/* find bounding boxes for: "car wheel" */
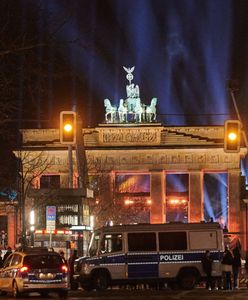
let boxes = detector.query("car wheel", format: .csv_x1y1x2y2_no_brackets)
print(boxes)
178,272,197,290
70,280,79,290
58,290,68,298
81,282,94,291
0,290,7,296
12,281,20,298
93,271,110,290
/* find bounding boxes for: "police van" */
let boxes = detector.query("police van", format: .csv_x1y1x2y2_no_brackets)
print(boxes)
75,222,224,290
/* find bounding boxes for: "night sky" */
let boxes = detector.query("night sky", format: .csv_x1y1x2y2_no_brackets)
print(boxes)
0,0,248,189
1,0,248,130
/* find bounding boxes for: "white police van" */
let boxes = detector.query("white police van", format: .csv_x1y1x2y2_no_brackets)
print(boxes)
75,222,224,290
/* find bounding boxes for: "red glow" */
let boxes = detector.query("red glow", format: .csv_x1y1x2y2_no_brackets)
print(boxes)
20,266,29,273
61,265,68,272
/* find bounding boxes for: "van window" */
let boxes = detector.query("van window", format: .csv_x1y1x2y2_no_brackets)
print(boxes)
189,231,217,250
159,232,187,250
100,234,122,253
128,232,156,251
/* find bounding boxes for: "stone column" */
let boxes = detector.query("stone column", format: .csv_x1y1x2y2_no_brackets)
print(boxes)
228,170,241,233
7,208,16,248
98,172,114,225
189,171,203,222
150,170,165,224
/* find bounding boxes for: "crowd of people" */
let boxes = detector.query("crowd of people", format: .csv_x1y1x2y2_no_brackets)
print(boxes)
201,242,242,290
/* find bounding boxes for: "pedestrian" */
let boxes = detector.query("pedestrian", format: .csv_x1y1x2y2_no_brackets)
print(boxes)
0,250,3,268
68,249,78,290
3,246,12,263
221,245,233,290
201,250,213,290
232,242,242,289
59,250,67,264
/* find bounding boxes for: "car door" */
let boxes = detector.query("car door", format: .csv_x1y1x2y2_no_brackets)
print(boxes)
99,233,125,280
0,254,13,290
6,254,22,290
127,232,158,279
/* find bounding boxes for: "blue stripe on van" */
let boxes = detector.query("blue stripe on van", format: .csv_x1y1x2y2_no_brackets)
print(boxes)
128,263,158,278
85,251,222,279
159,251,222,263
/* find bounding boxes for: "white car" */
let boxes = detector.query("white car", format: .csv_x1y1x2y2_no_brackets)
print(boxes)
0,247,69,298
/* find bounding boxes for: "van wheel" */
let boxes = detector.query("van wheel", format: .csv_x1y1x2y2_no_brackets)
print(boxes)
93,271,110,290
12,281,20,298
178,272,197,290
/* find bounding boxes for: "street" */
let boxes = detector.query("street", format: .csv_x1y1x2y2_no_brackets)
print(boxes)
1,288,248,300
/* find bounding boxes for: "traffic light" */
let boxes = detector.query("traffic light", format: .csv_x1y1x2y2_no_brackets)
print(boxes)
224,120,241,153
60,111,76,144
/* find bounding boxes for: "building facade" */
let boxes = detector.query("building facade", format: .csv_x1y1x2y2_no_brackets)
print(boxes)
15,123,247,251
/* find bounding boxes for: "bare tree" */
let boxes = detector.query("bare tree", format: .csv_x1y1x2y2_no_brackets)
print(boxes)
15,150,53,242
87,156,150,227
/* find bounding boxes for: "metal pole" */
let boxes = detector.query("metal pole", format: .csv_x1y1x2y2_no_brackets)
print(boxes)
49,232,52,248
21,159,26,248
68,145,73,188
230,89,248,150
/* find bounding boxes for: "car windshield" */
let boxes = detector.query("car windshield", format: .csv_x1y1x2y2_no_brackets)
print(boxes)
23,254,63,269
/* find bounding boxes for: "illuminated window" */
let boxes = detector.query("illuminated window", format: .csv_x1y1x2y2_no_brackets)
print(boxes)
58,215,78,226
165,174,189,223
115,174,150,194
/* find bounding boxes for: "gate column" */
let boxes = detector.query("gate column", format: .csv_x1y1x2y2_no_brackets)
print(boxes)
7,207,17,248
150,170,165,224
228,170,241,233
189,171,203,222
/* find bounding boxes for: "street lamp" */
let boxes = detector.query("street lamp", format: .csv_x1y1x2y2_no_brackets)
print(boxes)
29,210,35,246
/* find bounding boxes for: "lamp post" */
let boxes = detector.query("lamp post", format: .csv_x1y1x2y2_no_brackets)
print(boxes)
29,210,35,246
19,157,26,248
242,199,248,252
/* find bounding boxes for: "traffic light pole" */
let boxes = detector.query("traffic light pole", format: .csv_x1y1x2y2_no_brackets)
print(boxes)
230,89,248,150
68,145,73,188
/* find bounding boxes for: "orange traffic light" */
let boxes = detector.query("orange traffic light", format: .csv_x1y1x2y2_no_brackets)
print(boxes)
224,120,241,153
60,111,76,144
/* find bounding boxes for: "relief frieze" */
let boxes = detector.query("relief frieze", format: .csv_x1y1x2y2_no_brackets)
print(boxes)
98,128,162,145
86,151,240,171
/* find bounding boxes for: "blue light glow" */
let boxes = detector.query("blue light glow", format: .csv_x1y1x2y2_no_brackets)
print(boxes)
204,173,227,227
31,0,237,127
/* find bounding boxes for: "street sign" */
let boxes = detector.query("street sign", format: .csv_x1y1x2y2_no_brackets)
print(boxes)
46,206,56,231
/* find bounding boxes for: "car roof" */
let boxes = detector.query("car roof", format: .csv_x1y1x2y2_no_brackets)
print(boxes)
14,247,59,256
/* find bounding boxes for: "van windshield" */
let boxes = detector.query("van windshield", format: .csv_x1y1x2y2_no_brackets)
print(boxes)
88,233,100,256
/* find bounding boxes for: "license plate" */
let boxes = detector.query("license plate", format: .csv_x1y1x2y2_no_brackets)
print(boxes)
39,273,55,279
